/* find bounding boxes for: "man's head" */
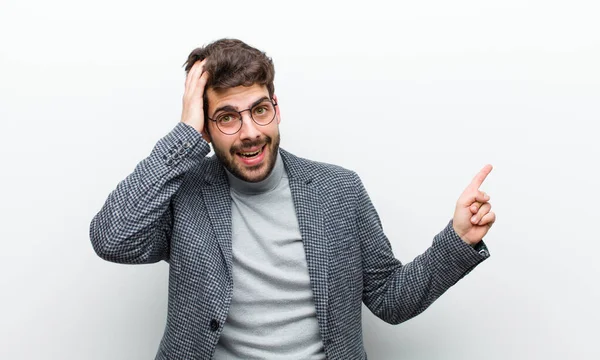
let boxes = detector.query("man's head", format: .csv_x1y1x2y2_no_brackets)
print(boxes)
183,39,280,183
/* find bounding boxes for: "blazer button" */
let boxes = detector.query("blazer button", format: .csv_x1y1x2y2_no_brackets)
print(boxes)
210,319,219,332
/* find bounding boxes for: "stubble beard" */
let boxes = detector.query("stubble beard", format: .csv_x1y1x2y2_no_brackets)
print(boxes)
213,132,281,183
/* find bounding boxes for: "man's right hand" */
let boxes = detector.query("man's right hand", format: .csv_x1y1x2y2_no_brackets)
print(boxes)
180,59,210,142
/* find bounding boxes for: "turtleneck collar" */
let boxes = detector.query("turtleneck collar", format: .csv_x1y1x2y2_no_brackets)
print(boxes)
225,151,284,195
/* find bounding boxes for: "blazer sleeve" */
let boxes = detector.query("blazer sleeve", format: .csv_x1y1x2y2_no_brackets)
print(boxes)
89,123,210,264
353,172,490,324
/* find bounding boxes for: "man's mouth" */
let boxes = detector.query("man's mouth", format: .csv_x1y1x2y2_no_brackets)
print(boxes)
236,144,265,159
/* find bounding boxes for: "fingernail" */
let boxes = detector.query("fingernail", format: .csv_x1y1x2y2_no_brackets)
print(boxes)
471,216,477,222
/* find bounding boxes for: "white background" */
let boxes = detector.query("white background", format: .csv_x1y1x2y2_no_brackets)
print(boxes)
1,0,599,359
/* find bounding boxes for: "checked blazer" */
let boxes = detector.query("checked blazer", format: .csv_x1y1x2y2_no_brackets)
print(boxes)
90,122,489,359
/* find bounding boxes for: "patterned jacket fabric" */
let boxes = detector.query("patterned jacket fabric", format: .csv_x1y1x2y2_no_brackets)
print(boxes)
90,122,489,359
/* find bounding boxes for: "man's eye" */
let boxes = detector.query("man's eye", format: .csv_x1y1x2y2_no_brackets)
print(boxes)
254,107,266,115
218,114,234,123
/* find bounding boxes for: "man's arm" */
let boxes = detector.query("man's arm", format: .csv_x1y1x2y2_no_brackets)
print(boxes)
354,172,491,324
90,59,212,264
89,124,209,264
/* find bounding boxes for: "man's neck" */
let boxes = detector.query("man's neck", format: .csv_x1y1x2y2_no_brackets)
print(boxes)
224,152,284,195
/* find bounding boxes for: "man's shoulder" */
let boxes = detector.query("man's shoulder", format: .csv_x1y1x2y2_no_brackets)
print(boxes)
280,149,358,185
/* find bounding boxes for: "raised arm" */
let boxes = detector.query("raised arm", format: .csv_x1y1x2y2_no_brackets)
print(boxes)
90,60,212,264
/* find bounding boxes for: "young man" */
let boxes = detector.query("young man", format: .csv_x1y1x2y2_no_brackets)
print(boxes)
90,38,495,360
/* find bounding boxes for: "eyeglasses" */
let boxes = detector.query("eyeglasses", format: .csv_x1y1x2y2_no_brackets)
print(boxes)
207,99,278,135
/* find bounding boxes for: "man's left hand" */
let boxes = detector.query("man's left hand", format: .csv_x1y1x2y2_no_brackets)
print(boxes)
452,164,496,245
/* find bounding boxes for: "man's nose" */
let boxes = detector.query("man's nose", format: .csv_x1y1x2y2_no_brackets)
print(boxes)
238,111,261,140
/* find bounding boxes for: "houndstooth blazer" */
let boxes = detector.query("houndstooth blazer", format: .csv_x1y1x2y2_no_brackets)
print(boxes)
90,123,489,360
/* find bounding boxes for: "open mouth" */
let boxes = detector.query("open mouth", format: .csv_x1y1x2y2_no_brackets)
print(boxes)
238,147,263,158
236,144,266,163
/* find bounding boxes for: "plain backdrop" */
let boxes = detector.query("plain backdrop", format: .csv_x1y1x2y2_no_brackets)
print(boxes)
1,0,599,359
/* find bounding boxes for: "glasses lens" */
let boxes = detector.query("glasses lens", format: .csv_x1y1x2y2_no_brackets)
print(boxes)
216,113,242,134
251,101,276,125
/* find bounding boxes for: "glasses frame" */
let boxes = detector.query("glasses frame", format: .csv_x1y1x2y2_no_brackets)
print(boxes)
206,99,278,135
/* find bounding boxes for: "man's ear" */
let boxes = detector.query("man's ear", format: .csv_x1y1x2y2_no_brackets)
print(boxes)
273,94,281,124
202,122,212,143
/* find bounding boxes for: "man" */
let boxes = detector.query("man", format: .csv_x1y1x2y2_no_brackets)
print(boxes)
90,38,495,360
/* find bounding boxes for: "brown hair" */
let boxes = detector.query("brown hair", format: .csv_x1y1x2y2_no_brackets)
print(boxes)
183,39,275,120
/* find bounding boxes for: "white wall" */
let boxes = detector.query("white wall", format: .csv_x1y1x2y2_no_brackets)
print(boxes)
1,0,598,359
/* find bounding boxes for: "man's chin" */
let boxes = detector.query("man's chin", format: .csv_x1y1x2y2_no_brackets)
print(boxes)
240,171,268,183
234,157,272,182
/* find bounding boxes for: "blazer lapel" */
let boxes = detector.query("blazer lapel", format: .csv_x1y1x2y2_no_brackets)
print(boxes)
283,150,330,337
200,157,233,278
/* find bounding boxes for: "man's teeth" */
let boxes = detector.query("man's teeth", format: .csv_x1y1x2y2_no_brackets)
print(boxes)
239,148,262,157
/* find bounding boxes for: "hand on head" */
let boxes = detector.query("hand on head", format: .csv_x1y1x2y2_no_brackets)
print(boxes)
181,59,211,143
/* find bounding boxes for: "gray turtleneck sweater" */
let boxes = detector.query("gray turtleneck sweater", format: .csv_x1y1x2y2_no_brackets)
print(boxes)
213,153,326,359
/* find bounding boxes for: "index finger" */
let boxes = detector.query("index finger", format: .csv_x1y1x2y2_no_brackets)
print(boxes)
185,59,207,89
468,164,493,190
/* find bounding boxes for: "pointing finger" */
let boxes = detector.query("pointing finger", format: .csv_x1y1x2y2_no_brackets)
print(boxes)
468,164,493,191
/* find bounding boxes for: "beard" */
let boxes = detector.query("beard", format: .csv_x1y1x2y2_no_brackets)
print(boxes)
212,131,281,183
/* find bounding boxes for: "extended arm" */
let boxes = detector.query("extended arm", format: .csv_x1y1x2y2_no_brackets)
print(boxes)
355,173,490,324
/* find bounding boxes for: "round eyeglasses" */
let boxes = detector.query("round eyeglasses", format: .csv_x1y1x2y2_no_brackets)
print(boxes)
207,99,278,135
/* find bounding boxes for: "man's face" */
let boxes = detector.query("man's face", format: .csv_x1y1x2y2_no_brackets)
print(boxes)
205,84,281,183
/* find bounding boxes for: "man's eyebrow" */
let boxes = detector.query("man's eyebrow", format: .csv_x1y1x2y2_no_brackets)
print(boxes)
213,96,271,115
250,96,271,108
